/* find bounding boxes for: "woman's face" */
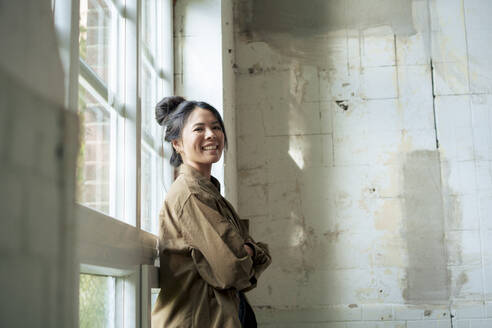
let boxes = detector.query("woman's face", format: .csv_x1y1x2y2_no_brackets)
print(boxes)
173,107,225,175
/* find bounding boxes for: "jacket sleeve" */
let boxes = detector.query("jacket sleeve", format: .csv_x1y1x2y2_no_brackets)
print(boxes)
236,212,272,283
179,194,255,291
242,237,272,292
245,238,272,278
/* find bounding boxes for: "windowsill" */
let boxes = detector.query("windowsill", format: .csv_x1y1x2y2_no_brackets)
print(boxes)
76,204,158,269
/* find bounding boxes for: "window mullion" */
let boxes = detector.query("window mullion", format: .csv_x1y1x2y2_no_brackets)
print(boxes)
123,0,139,228
161,0,173,96
152,151,157,234
109,110,118,216
114,0,126,221
124,268,140,328
141,264,158,328
79,59,109,103
115,275,124,327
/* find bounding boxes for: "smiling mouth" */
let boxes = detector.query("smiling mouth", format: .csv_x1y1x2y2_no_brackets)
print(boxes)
202,145,218,150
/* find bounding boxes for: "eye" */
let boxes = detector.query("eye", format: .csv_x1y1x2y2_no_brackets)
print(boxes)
193,127,204,132
213,126,222,131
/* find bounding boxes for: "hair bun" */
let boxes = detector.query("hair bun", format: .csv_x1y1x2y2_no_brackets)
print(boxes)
155,96,186,126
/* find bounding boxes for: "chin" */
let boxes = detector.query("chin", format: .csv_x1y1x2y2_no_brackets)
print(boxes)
197,156,221,165
209,155,222,164
201,152,223,164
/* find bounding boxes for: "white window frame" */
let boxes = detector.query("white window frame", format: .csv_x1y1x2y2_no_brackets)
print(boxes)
53,0,173,326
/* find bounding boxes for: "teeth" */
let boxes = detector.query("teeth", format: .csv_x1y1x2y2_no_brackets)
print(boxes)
203,146,217,150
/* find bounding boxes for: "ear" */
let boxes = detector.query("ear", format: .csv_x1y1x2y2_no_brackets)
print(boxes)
172,139,182,154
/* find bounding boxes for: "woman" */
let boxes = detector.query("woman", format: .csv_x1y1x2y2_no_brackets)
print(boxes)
152,96,272,328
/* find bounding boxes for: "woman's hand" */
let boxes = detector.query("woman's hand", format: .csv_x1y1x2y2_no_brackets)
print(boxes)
243,244,254,257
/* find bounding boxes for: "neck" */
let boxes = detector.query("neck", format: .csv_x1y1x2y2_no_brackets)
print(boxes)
185,161,212,180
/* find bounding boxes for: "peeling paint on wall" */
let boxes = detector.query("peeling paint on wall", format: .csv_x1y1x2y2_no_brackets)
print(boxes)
402,150,449,303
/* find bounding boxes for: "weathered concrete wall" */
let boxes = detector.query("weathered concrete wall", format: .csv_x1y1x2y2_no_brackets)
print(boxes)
233,0,492,326
0,1,79,327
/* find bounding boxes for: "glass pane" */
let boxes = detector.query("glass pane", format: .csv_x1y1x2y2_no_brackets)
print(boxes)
142,0,156,54
141,0,159,140
77,84,112,215
79,0,115,85
141,61,156,138
141,145,165,235
151,288,160,310
79,274,116,328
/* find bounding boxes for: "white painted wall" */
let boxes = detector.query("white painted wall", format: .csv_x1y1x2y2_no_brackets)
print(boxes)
174,0,238,207
0,1,79,327
232,0,492,327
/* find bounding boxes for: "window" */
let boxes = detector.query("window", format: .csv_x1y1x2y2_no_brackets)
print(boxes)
79,274,116,327
53,0,173,326
77,0,124,219
140,0,160,233
140,0,169,235
77,82,115,215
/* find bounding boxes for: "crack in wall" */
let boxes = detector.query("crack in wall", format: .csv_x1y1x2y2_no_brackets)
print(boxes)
394,34,400,99
449,304,455,328
430,59,440,149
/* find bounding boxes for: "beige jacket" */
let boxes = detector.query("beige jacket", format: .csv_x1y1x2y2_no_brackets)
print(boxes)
152,165,271,328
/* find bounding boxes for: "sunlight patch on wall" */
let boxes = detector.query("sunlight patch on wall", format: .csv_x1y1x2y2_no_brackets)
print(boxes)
289,212,307,247
288,136,305,169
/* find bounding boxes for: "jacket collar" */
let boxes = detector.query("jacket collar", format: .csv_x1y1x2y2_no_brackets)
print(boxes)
179,164,221,195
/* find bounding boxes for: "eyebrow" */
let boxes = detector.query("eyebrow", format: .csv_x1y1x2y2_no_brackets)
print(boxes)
192,121,220,128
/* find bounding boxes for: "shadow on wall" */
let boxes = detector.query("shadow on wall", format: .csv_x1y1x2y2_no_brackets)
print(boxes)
236,53,337,305
236,0,417,64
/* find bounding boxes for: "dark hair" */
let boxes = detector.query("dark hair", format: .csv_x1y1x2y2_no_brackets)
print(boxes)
155,96,228,167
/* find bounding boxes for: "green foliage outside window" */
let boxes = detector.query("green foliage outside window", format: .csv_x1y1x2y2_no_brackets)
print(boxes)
79,274,115,328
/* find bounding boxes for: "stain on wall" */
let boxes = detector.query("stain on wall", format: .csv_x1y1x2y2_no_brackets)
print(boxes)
402,150,449,302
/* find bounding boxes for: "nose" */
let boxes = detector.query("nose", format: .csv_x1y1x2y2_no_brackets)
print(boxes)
205,127,216,139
